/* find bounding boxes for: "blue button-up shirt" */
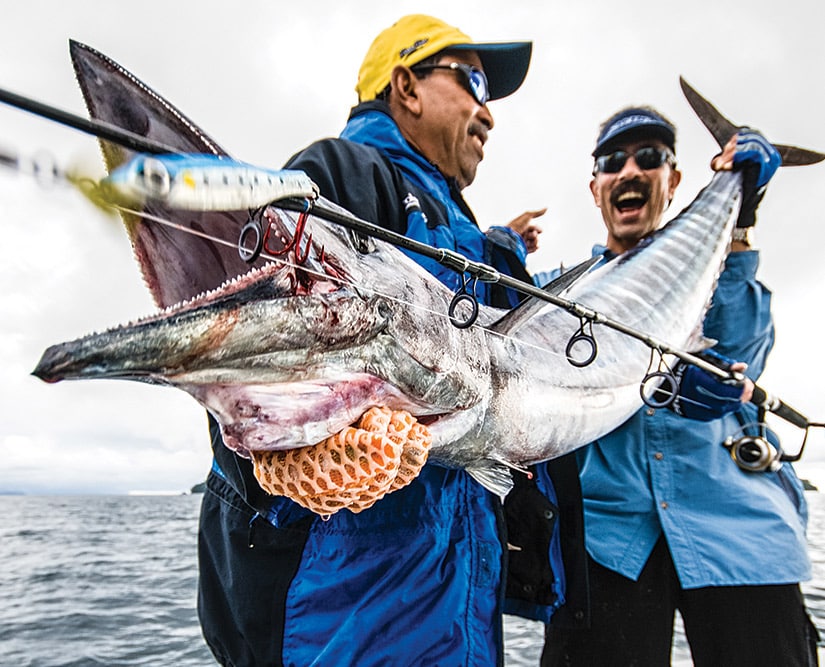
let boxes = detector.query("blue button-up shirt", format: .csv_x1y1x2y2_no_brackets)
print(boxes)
570,246,811,588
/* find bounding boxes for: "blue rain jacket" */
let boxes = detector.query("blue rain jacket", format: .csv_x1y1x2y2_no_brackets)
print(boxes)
575,245,810,587
198,102,572,667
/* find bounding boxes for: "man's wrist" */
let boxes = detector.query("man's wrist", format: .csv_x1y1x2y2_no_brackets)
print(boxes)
732,226,754,250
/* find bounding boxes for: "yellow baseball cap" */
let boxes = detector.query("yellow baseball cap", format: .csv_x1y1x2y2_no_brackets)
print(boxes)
356,14,532,103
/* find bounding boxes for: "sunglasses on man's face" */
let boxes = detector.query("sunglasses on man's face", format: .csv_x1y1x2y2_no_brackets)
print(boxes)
411,62,490,107
594,147,675,175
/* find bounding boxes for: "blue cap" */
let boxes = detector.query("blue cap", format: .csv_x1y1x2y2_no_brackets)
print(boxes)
592,107,676,157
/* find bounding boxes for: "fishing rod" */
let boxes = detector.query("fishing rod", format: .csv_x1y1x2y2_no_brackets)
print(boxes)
121,192,825,475
271,196,817,431
1,86,820,436
0,86,181,156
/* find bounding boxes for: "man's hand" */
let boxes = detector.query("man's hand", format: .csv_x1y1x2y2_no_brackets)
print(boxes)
733,129,782,188
729,362,754,403
668,354,753,422
711,129,781,187
506,208,546,254
711,129,781,238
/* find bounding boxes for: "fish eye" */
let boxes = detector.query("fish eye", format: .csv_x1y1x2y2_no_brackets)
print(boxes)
138,157,171,197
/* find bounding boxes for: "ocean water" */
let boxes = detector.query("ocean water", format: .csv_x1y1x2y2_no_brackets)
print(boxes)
1,492,824,666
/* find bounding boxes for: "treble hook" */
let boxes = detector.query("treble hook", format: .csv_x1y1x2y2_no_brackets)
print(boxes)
565,317,598,367
238,201,315,265
265,204,313,264
448,274,480,329
639,348,679,409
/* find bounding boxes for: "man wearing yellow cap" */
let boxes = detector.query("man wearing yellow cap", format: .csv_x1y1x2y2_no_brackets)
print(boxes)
197,14,577,667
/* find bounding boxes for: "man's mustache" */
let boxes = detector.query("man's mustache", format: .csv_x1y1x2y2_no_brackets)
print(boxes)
610,179,651,207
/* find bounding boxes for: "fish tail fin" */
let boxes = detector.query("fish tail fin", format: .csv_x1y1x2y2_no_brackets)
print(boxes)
679,76,824,166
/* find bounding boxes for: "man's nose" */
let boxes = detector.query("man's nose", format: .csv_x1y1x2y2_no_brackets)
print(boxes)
476,103,494,131
617,153,643,178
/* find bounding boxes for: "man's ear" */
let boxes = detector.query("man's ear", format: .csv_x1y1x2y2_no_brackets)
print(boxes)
668,167,682,199
589,178,601,207
389,65,422,115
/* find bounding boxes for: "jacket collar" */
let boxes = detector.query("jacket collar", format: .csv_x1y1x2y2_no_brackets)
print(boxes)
340,101,455,194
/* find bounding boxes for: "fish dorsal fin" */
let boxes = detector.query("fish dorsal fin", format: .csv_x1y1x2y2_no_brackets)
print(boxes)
490,256,602,336
69,40,268,309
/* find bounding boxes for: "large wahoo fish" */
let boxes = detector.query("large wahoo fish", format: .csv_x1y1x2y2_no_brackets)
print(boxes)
33,42,756,493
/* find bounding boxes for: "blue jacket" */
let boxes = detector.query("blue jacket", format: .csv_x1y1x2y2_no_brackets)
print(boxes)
575,245,810,587
197,102,576,667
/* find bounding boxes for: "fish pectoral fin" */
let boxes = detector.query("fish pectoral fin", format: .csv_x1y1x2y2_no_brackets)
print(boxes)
465,460,515,498
684,328,717,354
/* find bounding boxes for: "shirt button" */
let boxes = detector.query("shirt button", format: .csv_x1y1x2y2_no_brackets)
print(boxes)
660,501,669,510
646,408,655,416
654,452,664,460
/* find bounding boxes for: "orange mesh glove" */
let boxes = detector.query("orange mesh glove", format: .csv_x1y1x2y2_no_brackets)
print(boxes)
251,407,432,518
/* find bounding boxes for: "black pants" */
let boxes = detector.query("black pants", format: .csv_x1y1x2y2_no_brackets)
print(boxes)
543,537,819,667
197,470,313,667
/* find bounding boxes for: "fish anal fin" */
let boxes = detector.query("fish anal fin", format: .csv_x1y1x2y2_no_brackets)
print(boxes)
465,460,515,498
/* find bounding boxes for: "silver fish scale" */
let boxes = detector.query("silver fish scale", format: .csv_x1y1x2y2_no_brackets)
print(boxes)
428,171,743,469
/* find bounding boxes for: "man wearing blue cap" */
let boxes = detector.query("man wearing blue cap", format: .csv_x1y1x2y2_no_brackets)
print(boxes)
541,107,816,666
197,15,561,667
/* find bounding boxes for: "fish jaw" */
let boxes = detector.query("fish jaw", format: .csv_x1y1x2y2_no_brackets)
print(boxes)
32,257,492,454
190,375,431,456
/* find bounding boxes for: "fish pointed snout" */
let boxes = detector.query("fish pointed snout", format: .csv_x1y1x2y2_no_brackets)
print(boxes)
32,346,68,383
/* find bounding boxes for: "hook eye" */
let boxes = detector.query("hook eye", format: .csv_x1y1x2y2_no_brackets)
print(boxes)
723,435,779,472
566,332,598,367
238,219,264,263
448,292,479,329
640,371,678,409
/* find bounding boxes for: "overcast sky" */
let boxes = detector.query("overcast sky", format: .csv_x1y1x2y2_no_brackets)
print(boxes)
1,0,824,494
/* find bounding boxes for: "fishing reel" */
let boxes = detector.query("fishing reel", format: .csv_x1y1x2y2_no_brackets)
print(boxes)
722,410,824,473
722,423,783,473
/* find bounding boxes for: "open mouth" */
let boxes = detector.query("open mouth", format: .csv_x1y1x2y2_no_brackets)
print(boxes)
611,180,650,212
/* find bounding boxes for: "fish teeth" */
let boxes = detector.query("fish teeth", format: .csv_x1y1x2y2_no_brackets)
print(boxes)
93,262,292,333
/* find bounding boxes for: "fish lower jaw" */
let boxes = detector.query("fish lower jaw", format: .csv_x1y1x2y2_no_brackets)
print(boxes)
189,375,458,456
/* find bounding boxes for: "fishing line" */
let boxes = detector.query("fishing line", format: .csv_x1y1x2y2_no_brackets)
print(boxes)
115,202,714,412
0,141,746,388
0,143,810,420
121,193,823,430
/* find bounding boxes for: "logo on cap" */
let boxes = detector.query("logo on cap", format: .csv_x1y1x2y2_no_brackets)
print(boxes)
608,115,657,134
399,38,429,59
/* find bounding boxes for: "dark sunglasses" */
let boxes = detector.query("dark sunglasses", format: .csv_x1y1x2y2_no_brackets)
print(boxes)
594,147,675,174
411,62,490,106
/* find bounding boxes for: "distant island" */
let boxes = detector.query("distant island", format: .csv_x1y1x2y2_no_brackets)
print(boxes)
190,481,207,494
